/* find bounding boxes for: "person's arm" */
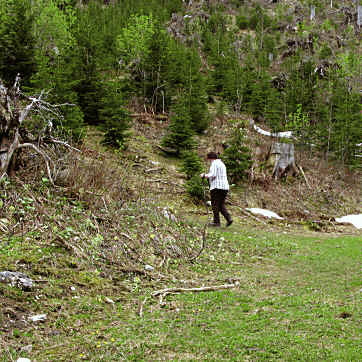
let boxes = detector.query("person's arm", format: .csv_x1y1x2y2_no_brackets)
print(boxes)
204,162,216,180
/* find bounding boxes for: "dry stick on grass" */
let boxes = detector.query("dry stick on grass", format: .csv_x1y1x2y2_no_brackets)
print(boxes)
298,165,311,189
138,296,149,317
145,179,183,188
188,224,207,262
152,282,239,298
153,284,239,308
54,234,86,259
158,255,167,268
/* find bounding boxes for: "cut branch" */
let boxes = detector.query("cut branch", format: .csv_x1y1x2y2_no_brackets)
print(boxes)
298,165,311,189
18,143,55,184
188,224,207,262
49,138,81,153
152,282,239,298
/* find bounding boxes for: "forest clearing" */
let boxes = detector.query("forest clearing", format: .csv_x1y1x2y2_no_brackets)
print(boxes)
0,0,361,360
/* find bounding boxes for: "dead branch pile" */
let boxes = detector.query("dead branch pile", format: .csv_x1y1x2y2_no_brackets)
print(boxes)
0,75,78,182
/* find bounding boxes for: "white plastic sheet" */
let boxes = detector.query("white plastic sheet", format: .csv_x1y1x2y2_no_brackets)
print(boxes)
335,214,362,229
246,208,284,220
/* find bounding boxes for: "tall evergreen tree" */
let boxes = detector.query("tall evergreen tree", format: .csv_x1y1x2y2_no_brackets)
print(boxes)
30,0,84,139
100,80,131,149
72,2,104,124
222,126,252,184
161,92,196,156
0,0,36,86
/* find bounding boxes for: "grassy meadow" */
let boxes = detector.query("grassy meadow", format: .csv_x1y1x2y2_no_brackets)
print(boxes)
1,223,360,361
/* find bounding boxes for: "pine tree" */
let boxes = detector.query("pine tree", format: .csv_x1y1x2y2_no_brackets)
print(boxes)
30,0,84,139
180,150,203,180
161,93,196,156
184,48,210,133
221,126,252,184
100,80,131,149
248,71,272,119
72,3,104,125
330,82,361,165
0,0,36,86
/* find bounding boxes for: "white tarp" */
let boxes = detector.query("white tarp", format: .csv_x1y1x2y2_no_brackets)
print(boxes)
249,119,294,139
253,125,293,139
246,208,284,220
335,214,362,229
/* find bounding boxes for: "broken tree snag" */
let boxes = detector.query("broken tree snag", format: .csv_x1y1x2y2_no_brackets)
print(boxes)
269,142,298,180
0,75,76,182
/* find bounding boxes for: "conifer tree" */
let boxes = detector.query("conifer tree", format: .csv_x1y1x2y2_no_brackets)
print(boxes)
222,126,252,184
184,48,210,133
100,80,131,149
161,92,196,156
30,0,84,139
180,150,205,201
180,150,203,180
248,71,272,119
0,0,36,87
72,3,104,125
330,82,361,165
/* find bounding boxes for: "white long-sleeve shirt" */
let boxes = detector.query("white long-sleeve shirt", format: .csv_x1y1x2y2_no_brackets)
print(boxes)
206,159,229,191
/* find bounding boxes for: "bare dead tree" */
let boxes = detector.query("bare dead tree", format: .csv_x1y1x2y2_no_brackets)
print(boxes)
0,75,79,183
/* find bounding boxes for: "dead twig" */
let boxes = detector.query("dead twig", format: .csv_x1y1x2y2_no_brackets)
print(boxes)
144,167,163,173
49,138,81,153
138,296,148,317
145,179,183,187
188,224,207,262
18,142,55,184
152,282,239,298
298,165,311,189
53,235,86,259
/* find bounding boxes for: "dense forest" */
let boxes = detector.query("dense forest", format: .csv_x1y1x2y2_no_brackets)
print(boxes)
0,0,360,177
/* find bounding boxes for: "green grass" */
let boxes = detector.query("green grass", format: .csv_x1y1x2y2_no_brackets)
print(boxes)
1,227,360,361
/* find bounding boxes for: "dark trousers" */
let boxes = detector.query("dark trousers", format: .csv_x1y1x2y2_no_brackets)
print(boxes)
210,188,231,225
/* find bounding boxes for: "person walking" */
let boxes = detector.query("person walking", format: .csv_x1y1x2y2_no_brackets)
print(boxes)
200,152,233,227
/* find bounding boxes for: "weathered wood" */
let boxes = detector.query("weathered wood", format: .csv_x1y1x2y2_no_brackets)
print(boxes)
310,5,316,21
0,76,77,181
270,142,298,179
250,120,299,180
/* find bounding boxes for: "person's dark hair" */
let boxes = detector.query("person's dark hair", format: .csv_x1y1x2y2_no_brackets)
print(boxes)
207,151,218,160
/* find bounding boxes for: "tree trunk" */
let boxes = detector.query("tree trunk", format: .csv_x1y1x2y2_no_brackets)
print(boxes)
310,6,316,21
270,142,298,179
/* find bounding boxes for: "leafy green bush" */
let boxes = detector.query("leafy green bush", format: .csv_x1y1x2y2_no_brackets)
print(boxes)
180,150,205,201
249,5,273,30
319,44,332,59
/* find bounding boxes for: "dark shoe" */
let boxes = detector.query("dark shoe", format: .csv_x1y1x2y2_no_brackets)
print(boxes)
226,220,233,227
208,223,221,227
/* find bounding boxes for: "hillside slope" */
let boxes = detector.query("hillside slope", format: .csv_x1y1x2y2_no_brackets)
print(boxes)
0,121,361,361
0,0,361,359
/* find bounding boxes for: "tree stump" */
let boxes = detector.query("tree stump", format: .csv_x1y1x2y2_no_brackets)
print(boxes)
270,142,298,179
